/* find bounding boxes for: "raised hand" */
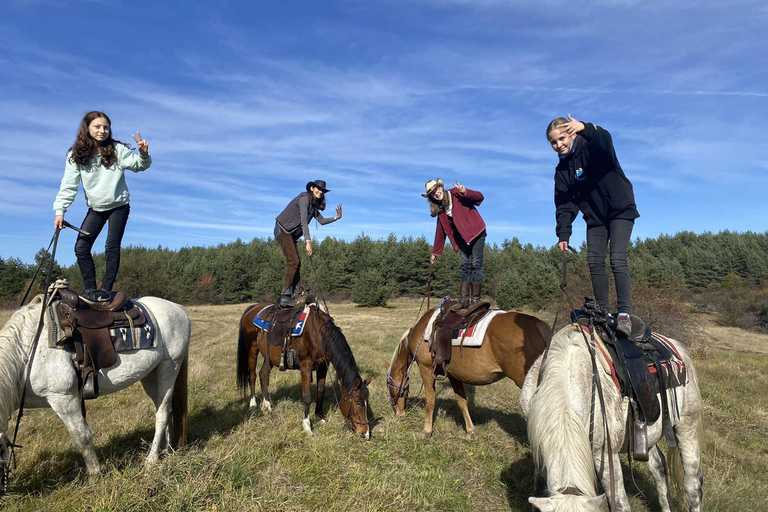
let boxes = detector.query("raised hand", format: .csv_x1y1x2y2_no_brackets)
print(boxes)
557,114,585,137
453,180,466,195
335,203,342,220
132,131,149,156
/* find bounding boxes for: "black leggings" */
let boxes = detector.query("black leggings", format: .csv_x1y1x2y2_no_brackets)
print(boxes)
586,218,633,314
75,204,130,292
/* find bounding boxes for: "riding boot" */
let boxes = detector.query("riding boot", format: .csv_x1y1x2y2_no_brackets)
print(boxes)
278,287,295,308
451,281,471,312
470,281,483,305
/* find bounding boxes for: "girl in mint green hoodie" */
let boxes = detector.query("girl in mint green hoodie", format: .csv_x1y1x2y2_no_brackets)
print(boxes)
53,111,151,304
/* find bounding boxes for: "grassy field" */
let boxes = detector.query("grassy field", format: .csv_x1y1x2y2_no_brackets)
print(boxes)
0,298,767,511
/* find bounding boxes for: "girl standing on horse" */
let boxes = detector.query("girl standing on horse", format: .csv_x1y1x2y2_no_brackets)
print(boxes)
274,179,342,307
53,111,151,304
547,115,639,336
424,178,487,309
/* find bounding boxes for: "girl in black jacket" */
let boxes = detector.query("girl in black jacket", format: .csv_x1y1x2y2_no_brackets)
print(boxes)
547,115,639,335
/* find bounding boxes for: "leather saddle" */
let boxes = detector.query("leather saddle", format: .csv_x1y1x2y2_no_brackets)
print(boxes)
431,299,492,380
55,288,146,400
259,295,316,371
572,299,686,460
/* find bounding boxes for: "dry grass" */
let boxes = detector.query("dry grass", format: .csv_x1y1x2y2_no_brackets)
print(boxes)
0,299,766,511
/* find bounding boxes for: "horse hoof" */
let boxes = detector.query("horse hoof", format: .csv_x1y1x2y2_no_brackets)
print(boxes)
302,418,313,435
261,401,272,413
464,431,475,441
423,431,433,439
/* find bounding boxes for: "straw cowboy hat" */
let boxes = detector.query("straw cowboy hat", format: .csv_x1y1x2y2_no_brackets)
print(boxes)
306,179,330,193
421,178,444,197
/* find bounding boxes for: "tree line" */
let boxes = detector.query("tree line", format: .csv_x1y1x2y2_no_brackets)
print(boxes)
2,230,767,310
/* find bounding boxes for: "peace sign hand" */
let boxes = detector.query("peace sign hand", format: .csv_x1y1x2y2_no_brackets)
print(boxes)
132,131,149,157
453,180,466,195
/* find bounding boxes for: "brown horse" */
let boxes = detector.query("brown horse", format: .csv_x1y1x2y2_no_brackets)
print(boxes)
386,307,549,439
237,301,371,438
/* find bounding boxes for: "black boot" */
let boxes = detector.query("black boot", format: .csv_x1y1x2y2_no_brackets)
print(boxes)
278,287,295,308
451,281,471,311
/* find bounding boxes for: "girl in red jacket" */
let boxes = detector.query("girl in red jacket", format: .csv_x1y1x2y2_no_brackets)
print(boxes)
424,178,487,308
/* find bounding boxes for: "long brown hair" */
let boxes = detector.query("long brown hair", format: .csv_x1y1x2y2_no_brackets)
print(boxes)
427,186,451,217
67,111,129,167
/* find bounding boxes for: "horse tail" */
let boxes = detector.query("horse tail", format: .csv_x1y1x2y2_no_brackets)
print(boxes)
236,307,253,395
171,356,188,449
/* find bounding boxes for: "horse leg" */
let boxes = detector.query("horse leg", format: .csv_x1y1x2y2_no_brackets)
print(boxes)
417,361,437,438
144,360,180,465
47,393,101,478
315,363,328,422
300,362,313,435
259,352,273,413
596,450,632,512
248,342,259,409
447,375,475,440
648,445,675,512
674,420,704,512
139,369,169,453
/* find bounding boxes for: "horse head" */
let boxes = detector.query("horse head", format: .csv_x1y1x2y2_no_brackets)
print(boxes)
339,375,371,438
529,494,605,512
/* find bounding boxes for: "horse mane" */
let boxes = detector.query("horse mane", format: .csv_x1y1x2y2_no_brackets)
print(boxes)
316,309,361,391
0,296,42,432
527,325,597,497
390,329,411,372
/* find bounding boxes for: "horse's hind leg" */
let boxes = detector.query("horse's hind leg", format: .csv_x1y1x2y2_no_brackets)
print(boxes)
447,375,475,440
674,420,704,512
47,393,101,478
648,444,674,512
143,360,179,464
417,361,437,438
597,451,632,512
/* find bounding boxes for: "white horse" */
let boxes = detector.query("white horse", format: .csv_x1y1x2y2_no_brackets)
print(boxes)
0,295,190,479
520,324,704,512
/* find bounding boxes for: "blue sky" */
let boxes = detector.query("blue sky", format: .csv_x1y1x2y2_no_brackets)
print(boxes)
1,0,767,266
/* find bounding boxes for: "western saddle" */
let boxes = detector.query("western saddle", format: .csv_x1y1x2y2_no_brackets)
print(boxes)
53,285,147,400
261,294,317,371
572,299,686,461
431,299,492,380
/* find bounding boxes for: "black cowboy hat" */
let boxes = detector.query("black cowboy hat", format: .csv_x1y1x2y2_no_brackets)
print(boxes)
306,179,330,193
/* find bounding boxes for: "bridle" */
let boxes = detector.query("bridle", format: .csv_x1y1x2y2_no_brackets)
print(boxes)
339,382,371,431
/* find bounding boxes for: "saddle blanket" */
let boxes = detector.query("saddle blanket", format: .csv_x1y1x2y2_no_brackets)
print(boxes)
47,300,157,351
422,307,505,347
253,303,312,337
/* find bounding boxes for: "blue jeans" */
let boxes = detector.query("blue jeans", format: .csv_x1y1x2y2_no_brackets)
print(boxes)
75,204,130,292
586,219,633,314
458,230,486,282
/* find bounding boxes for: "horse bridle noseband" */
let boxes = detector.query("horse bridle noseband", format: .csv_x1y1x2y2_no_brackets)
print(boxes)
339,384,371,431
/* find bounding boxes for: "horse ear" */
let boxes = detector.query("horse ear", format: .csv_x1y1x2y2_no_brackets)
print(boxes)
363,376,372,386
384,361,390,371
528,497,555,512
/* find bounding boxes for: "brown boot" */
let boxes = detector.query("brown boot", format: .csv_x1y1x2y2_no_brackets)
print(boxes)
470,281,483,304
451,281,471,311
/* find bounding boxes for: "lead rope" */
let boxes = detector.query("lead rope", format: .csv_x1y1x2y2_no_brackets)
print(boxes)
8,227,62,482
398,264,434,400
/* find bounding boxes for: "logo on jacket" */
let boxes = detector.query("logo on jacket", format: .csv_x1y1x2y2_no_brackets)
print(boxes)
575,167,586,181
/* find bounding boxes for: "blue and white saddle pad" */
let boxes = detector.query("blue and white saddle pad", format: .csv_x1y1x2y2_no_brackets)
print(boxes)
253,303,312,337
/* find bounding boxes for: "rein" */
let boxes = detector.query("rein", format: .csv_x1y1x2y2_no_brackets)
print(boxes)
5,227,64,493
307,254,329,314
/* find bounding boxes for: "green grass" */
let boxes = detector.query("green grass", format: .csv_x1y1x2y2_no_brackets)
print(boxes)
1,299,767,511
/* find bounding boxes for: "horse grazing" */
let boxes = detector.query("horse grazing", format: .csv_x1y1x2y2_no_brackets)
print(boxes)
237,302,371,438
0,295,190,479
520,324,704,512
386,308,549,439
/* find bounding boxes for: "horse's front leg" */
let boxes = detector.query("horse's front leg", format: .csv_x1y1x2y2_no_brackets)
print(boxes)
315,363,328,422
248,340,260,409
47,393,101,478
259,348,273,413
447,375,475,440
417,361,437,438
300,362,314,435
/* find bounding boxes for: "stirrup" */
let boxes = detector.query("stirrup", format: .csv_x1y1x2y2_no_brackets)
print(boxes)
433,362,447,381
633,420,649,461
279,352,287,372
82,370,99,400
